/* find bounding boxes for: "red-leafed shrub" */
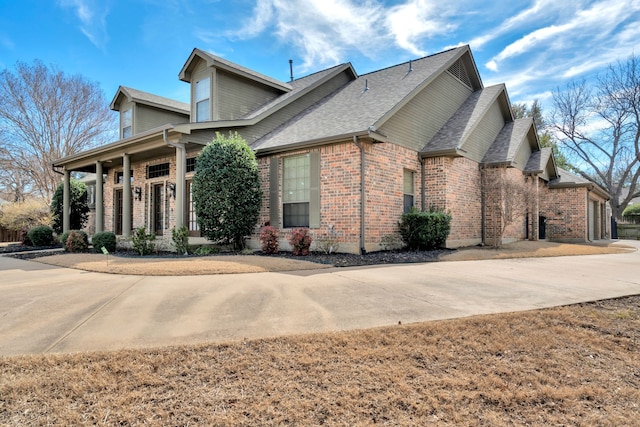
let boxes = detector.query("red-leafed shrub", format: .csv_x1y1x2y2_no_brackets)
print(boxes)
289,228,312,256
259,226,279,254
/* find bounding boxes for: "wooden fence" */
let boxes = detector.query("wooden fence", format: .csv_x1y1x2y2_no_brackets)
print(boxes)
617,224,640,240
0,227,21,243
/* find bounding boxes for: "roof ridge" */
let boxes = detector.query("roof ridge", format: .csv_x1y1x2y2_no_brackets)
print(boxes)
359,46,464,77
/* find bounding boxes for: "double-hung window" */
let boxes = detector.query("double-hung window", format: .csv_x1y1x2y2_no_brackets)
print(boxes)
195,77,210,122
121,109,132,138
403,169,414,213
283,154,310,228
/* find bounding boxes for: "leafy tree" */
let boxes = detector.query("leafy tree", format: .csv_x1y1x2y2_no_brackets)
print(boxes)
50,179,89,234
512,99,572,170
192,132,262,249
549,55,640,220
0,60,114,200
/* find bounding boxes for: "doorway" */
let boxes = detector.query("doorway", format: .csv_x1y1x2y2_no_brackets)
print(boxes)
152,183,164,236
539,215,547,239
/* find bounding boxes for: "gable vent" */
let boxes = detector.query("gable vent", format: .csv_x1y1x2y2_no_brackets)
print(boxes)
447,59,472,89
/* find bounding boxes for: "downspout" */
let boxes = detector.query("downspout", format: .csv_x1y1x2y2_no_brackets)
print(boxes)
419,155,425,212
353,135,366,254
479,164,486,245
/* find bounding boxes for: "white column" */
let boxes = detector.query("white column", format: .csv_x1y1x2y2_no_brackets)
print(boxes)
95,161,104,233
122,154,132,237
63,169,70,233
174,145,186,229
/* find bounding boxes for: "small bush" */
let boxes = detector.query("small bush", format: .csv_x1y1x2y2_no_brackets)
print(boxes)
289,228,312,256
92,231,116,253
172,225,190,255
27,225,55,247
131,227,156,255
58,231,70,246
21,229,32,246
65,230,89,252
398,209,451,250
259,226,279,254
194,245,219,256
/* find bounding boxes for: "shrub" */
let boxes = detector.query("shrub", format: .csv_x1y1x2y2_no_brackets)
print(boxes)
398,209,451,250
194,245,219,256
27,225,55,247
131,227,156,255
289,228,312,256
92,231,116,253
622,204,640,224
259,226,279,254
192,132,262,249
65,230,88,252
0,199,50,231
172,225,190,255
58,231,70,246
50,179,89,234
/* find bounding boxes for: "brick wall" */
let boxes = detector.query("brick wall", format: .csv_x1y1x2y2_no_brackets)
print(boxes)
257,141,422,253
539,184,588,241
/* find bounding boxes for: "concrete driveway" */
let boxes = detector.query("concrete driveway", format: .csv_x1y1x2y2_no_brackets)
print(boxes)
1,241,640,356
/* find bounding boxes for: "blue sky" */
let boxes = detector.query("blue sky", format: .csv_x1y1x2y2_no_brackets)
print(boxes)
1,0,638,116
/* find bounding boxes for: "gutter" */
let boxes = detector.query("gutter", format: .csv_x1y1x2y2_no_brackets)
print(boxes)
353,135,366,254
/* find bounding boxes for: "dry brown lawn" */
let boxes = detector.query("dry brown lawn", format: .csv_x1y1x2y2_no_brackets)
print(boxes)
1,296,639,426
31,241,635,275
33,253,331,275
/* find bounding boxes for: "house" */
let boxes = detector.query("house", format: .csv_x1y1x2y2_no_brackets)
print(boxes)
53,46,610,253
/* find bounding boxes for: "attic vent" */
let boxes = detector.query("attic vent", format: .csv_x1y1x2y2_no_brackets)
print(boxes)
447,59,472,89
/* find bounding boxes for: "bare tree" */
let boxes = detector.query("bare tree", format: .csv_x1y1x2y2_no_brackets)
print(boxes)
0,60,115,201
550,55,640,219
481,167,532,247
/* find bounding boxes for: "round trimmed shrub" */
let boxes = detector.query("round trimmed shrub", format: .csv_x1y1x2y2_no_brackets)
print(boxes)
92,231,116,253
259,226,279,254
65,230,88,252
27,225,55,247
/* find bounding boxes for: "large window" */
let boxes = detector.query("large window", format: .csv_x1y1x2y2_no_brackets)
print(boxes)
195,77,210,122
403,169,414,213
283,154,310,228
121,109,132,138
147,163,170,179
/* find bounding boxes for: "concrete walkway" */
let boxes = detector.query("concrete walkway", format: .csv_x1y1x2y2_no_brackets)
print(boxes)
1,241,639,356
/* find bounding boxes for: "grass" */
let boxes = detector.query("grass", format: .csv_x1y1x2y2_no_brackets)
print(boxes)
1,295,638,425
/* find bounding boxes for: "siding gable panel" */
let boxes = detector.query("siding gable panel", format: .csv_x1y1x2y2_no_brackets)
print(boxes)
379,72,472,152
461,101,505,162
216,70,281,121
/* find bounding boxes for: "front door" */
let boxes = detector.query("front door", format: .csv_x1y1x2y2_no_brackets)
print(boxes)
539,215,547,239
153,183,164,236
186,180,201,237
115,189,123,235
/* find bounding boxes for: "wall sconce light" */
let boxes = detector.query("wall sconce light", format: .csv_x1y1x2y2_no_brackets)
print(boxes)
134,186,142,201
167,182,176,199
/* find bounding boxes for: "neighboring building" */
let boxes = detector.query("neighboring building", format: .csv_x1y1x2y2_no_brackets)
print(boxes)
53,46,610,253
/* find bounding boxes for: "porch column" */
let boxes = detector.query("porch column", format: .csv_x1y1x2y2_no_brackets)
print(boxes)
63,169,70,233
174,144,186,229
95,161,104,233
122,154,132,237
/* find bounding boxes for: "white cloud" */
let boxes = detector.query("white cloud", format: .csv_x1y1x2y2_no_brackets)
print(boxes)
232,0,459,71
58,0,110,50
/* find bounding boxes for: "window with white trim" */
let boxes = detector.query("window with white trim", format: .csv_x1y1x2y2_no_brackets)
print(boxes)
121,108,132,138
283,154,310,228
195,77,210,122
403,169,414,213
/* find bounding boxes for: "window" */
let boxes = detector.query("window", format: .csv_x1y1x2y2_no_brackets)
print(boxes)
186,157,197,173
86,184,96,208
121,109,132,138
115,170,133,184
195,77,210,122
283,154,310,228
403,170,414,213
147,163,170,179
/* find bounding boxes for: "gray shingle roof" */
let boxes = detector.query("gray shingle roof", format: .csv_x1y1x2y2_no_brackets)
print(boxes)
551,167,593,186
251,46,466,152
241,64,353,120
482,118,533,164
421,84,505,154
113,86,189,114
524,146,552,173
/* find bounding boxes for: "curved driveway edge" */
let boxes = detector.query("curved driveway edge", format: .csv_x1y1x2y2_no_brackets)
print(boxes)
1,241,640,356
